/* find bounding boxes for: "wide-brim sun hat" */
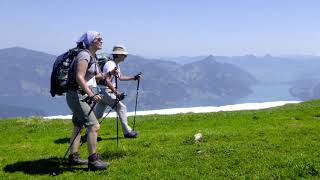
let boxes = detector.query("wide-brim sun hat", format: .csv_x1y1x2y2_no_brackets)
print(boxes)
112,45,128,55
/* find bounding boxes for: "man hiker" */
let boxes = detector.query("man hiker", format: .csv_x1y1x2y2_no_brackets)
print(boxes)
94,45,141,138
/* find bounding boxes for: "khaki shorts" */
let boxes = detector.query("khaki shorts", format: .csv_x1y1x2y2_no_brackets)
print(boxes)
66,90,98,127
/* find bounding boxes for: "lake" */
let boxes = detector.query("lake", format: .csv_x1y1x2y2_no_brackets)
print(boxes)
236,84,300,103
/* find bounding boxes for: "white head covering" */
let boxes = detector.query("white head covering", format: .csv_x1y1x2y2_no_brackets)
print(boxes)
77,31,100,48
111,45,128,55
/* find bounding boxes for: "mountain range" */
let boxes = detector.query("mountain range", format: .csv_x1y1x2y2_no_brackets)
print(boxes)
168,54,320,102
0,47,257,118
1,47,319,118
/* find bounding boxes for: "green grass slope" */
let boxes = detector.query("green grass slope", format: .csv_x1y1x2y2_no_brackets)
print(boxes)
1,100,320,179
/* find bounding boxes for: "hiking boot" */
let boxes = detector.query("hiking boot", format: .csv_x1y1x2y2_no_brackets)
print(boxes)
88,153,110,171
68,152,88,165
124,131,139,138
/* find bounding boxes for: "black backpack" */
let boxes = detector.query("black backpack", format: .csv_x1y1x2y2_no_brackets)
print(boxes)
96,54,111,85
50,47,92,97
96,53,110,72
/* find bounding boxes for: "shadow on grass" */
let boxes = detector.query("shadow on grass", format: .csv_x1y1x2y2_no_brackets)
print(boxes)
54,136,106,144
3,157,86,176
105,137,124,140
54,138,69,144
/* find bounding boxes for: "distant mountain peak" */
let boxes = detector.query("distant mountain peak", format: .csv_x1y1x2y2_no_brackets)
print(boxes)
264,54,273,58
244,54,257,58
201,54,216,63
1,46,35,52
207,54,215,58
0,46,54,58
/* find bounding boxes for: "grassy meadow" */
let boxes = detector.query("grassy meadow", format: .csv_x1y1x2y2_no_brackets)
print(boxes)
1,100,320,179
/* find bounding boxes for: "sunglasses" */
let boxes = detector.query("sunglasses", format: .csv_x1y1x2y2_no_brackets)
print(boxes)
95,37,103,42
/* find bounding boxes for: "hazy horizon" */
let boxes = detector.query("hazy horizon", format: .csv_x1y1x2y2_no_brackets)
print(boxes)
2,46,320,60
1,0,320,58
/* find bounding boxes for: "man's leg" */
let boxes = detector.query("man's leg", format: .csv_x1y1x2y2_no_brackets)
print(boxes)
115,102,132,135
103,92,133,135
93,101,108,119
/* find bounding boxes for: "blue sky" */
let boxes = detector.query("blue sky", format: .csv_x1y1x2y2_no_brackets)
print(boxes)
1,0,319,57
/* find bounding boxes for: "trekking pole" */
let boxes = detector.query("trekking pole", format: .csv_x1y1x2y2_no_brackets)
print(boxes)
115,76,119,146
88,102,96,116
132,78,141,131
99,98,120,124
62,101,96,161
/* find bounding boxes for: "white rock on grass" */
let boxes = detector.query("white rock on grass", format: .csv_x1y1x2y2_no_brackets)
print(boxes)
194,133,203,142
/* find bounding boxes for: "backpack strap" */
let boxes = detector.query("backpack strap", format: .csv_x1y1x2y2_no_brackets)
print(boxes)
68,49,96,91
